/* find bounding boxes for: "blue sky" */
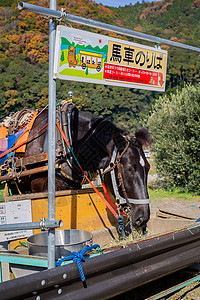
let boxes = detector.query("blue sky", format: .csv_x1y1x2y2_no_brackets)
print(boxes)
94,0,157,7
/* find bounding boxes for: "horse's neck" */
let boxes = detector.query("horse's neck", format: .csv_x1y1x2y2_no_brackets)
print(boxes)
74,112,114,171
27,109,114,171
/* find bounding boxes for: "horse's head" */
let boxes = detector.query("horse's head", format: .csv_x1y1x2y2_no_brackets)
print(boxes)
104,127,152,228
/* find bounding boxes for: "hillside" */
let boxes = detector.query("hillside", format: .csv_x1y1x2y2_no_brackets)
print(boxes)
0,0,199,133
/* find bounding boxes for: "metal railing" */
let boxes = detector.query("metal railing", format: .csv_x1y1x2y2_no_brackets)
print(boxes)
18,1,200,53
0,219,62,232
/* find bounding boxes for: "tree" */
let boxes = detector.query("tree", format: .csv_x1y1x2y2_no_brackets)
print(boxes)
60,51,64,62
147,84,200,194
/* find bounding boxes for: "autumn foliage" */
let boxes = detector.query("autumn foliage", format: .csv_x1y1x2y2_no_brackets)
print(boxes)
0,0,199,132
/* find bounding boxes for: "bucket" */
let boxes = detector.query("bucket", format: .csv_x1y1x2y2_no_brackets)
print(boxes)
27,229,93,260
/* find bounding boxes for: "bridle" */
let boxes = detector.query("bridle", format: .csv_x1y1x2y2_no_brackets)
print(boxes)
57,102,150,207
103,137,150,207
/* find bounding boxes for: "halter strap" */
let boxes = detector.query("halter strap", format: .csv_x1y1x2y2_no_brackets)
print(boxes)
104,146,150,205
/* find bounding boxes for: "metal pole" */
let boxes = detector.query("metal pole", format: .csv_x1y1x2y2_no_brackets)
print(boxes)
48,0,57,269
66,15,200,53
18,1,200,53
18,1,61,18
0,220,63,232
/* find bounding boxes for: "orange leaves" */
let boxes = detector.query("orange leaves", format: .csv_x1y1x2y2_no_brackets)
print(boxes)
140,0,173,20
170,37,186,43
25,33,45,50
160,0,173,14
4,90,19,109
98,4,114,15
134,25,143,32
0,3,49,64
0,53,7,61
5,90,19,98
3,34,21,57
18,21,30,32
4,33,20,45
1,0,117,65
35,16,49,34
18,11,37,32
18,11,36,22
27,45,48,64
161,45,170,51
57,0,115,20
2,31,49,64
18,8,48,34
24,33,48,64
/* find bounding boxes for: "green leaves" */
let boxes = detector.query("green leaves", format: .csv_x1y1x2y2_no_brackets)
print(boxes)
148,84,200,194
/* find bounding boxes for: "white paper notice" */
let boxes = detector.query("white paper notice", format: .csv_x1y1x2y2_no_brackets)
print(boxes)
0,200,33,242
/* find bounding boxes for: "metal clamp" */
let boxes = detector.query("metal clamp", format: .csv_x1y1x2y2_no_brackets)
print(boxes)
123,205,131,215
59,8,67,23
40,217,47,231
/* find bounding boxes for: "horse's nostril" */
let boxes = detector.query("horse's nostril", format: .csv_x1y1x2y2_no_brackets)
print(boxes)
135,217,143,227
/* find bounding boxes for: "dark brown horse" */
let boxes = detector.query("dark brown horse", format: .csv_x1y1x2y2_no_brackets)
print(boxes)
9,106,152,228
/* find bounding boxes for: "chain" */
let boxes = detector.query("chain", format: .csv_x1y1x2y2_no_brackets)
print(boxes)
10,156,17,178
123,205,135,239
17,157,23,182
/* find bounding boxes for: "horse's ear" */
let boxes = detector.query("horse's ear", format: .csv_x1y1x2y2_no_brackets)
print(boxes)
134,128,152,147
112,128,127,152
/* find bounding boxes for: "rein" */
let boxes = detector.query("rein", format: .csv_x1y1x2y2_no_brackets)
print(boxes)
56,122,119,219
103,142,150,206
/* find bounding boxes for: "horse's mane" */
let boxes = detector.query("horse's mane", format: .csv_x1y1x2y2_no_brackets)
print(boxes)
135,128,152,147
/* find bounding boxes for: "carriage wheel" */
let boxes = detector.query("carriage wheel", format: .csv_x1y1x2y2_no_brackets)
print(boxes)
96,66,101,72
82,63,86,70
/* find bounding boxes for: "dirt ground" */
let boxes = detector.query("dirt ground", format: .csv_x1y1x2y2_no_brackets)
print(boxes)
111,194,200,300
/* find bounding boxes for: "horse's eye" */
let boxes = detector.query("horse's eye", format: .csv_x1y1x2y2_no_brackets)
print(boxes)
124,166,135,174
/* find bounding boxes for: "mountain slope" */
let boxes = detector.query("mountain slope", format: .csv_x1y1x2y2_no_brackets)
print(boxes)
0,0,199,132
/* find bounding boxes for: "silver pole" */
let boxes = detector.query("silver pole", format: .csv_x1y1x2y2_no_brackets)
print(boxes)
18,1,200,53
18,1,61,18
66,15,200,53
0,220,63,232
48,0,57,269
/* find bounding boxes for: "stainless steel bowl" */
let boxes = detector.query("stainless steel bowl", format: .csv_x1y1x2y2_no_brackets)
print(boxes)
27,229,93,259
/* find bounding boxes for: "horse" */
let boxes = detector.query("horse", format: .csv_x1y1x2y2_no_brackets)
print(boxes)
5,104,152,228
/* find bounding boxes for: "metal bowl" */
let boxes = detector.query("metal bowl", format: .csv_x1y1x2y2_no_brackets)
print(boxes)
27,229,93,260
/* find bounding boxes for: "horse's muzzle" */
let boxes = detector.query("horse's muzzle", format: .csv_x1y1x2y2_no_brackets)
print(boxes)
131,204,150,228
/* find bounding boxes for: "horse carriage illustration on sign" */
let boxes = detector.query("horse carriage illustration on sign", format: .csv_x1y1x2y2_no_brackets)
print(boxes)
80,50,103,72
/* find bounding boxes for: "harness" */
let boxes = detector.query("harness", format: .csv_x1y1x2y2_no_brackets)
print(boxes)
0,103,150,214
103,139,150,207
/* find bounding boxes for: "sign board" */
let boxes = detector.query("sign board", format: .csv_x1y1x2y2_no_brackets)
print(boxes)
0,200,33,242
54,26,168,92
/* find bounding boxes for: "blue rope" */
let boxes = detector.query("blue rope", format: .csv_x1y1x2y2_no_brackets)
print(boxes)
117,215,124,231
195,218,200,223
143,224,148,235
56,244,100,281
117,215,126,239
